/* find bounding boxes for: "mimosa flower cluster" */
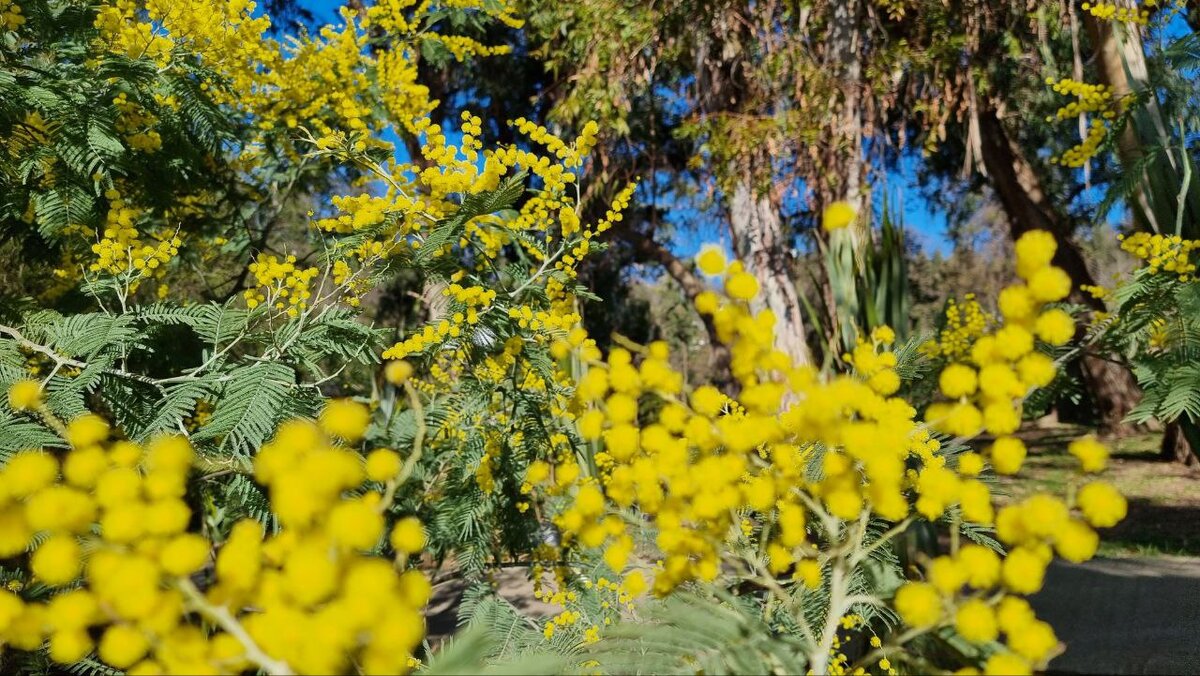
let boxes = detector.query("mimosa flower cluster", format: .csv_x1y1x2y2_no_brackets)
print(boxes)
1081,0,1154,25
538,225,1125,672
2,385,429,675
1044,77,1123,168
19,0,520,299
1118,232,1199,281
380,121,628,362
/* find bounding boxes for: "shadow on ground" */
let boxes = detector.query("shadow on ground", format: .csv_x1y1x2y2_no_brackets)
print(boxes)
1105,499,1200,557
1032,557,1200,674
425,566,557,645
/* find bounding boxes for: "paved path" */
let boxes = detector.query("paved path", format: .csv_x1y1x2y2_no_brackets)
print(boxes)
1032,557,1200,674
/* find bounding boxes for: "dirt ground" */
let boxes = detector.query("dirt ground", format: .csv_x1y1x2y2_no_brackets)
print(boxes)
995,425,1200,558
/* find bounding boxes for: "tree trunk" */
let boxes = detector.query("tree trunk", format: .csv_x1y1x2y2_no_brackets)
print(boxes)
728,180,812,367
1160,421,1198,464
826,0,866,215
976,106,1141,432
1086,13,1200,240
1085,14,1173,234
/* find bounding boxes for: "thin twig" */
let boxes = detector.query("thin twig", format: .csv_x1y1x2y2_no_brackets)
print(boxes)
176,578,294,676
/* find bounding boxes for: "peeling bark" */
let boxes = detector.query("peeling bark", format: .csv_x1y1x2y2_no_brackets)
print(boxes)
729,181,812,366
1085,14,1171,233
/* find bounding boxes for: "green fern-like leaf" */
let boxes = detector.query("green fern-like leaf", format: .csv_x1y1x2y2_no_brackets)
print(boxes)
191,361,297,455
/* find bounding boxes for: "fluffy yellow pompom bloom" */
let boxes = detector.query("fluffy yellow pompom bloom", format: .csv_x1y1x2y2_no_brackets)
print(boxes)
390,516,426,554
927,401,982,437
31,535,82,586
63,445,108,488
766,542,792,574
1068,435,1108,473
606,392,638,424
928,556,966,595
1017,352,1056,388
1034,309,1075,346
696,245,727,275
776,503,806,547
796,559,822,589
956,598,999,643
576,368,609,403
95,467,140,507
5,450,58,497
319,398,370,442
108,441,143,468
1007,619,1058,663
216,520,263,592
578,410,604,440
1001,546,1046,594
998,285,1037,321
725,271,759,300
990,436,1027,475
1055,519,1099,563
894,582,942,628
997,595,1036,634
550,340,571,360
365,448,402,482
694,290,720,314
957,544,1001,588
283,543,338,607
622,570,648,597
868,368,900,395
1014,230,1057,278
939,363,978,398
100,503,144,543
159,534,210,576
330,499,384,551
49,628,93,664
994,324,1035,360
690,385,724,417
957,452,984,476
145,435,193,473
25,486,95,533
1028,266,1072,302
604,535,632,570
603,424,640,460
871,325,896,344
145,499,189,535
1077,480,1126,527
385,360,413,385
959,479,994,524
66,414,110,447
99,623,150,668
982,401,1021,435
823,201,856,230
0,590,23,633
1021,494,1070,539
8,380,42,411
608,357,641,393
984,652,1032,676
525,460,551,486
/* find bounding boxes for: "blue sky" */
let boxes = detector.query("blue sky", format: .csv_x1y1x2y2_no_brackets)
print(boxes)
281,0,997,256
282,1,1200,256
